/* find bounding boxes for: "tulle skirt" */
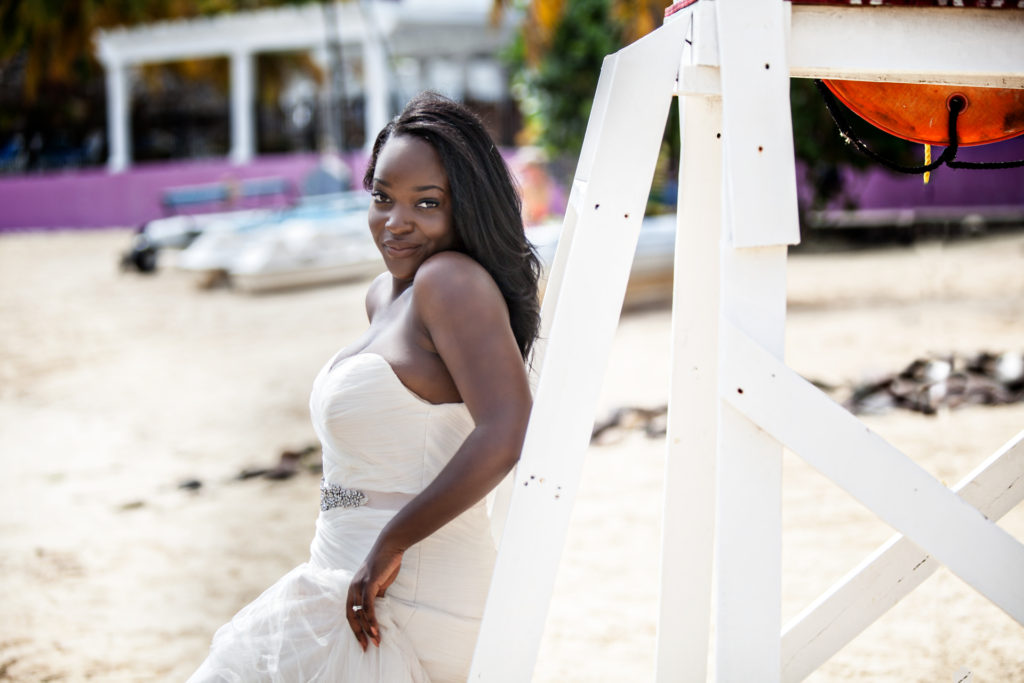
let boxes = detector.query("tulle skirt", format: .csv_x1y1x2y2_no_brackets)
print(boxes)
189,502,496,683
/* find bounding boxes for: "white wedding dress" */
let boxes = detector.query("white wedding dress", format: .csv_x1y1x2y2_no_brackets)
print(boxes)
189,352,497,682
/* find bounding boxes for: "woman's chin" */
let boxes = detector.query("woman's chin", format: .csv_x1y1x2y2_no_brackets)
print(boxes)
384,264,417,283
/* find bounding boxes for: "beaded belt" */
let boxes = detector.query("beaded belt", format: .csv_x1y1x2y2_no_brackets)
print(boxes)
320,478,414,512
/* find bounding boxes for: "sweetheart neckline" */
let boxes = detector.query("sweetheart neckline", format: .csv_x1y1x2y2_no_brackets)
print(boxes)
325,351,465,408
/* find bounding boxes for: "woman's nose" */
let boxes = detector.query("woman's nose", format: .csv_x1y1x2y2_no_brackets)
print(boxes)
385,207,413,233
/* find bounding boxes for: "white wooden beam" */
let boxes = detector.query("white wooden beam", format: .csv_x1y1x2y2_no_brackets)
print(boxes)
655,90,723,681
485,0,624,548
789,5,1024,88
781,431,1024,681
95,3,374,65
715,245,789,681
469,18,690,681
721,321,1024,625
716,0,800,248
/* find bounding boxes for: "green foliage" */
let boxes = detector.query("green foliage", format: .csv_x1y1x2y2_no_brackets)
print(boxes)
508,0,622,164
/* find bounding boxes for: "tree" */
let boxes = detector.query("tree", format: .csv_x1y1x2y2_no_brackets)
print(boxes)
502,0,676,209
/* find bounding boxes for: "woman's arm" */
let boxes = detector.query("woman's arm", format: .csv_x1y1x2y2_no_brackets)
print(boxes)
346,251,533,649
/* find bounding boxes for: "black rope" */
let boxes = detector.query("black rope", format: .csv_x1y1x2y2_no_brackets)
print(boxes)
814,79,1024,173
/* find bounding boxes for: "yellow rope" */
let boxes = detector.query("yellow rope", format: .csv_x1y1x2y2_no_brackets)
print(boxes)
923,144,931,184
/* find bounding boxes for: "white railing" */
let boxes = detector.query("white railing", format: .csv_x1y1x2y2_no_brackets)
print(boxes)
471,2,1024,681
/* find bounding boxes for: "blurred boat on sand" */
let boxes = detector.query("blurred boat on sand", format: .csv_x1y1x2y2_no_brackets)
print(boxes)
124,192,676,304
173,192,381,292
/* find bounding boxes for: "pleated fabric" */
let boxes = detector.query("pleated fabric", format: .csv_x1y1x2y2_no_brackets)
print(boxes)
189,353,496,683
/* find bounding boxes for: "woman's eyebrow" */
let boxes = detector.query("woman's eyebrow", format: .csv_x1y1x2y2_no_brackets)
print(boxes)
372,178,445,193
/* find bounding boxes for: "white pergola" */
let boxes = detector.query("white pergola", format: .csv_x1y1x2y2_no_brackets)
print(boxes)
94,0,514,172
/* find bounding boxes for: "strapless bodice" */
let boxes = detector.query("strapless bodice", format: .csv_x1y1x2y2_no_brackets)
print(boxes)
309,352,474,494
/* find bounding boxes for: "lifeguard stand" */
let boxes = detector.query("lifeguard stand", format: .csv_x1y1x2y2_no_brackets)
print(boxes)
470,1,1024,681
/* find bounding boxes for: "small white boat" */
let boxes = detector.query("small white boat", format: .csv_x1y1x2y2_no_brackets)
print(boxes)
230,217,382,293
175,192,380,292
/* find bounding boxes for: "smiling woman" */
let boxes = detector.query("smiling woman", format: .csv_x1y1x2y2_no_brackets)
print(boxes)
188,92,542,682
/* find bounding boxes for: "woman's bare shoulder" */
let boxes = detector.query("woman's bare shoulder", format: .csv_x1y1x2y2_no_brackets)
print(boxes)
412,251,503,311
411,250,499,294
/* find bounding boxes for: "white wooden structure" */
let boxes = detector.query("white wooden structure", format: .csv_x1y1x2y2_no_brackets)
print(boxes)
471,1,1024,681
94,0,513,172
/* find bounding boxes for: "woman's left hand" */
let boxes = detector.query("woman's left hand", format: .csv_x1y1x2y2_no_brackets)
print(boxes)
346,542,404,650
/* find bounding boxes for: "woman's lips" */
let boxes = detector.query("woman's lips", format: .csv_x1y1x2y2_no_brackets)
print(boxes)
382,242,420,257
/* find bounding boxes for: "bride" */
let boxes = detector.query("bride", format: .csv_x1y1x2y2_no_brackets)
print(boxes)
189,92,541,682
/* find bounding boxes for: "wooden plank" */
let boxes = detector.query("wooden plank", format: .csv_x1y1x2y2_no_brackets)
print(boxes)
487,0,618,551
716,0,800,248
715,246,789,681
781,431,1024,681
721,321,1024,625
789,5,1024,88
655,91,723,682
468,18,691,682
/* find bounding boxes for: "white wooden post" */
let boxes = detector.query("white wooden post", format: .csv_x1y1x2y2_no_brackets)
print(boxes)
230,48,255,165
715,246,789,681
104,60,131,173
362,27,390,153
656,25,723,683
469,18,690,682
716,0,798,249
712,1,798,678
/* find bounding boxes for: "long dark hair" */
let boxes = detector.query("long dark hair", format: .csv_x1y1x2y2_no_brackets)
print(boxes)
364,92,542,360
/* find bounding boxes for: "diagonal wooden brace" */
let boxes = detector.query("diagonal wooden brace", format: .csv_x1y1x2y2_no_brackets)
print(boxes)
781,431,1024,681
721,320,1024,625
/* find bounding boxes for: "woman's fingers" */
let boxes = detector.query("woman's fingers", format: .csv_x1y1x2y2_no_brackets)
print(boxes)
346,548,404,649
345,588,369,651
361,583,381,646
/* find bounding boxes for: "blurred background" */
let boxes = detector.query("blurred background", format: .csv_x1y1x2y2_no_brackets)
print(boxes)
1,0,1020,236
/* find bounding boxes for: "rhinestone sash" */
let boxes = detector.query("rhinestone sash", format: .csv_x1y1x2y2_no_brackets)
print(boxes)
320,478,368,511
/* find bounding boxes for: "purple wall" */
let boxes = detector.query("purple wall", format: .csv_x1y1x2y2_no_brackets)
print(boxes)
0,152,368,232
837,137,1024,211
0,138,1020,231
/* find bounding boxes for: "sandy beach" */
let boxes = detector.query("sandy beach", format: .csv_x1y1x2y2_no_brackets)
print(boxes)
1,227,1023,682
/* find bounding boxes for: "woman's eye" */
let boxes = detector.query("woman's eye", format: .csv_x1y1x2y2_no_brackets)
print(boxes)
371,191,390,204
417,199,440,209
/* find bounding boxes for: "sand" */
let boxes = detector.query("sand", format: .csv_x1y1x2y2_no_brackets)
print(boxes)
1,227,1022,682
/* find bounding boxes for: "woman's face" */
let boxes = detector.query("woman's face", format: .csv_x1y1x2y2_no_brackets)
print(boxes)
368,134,455,284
